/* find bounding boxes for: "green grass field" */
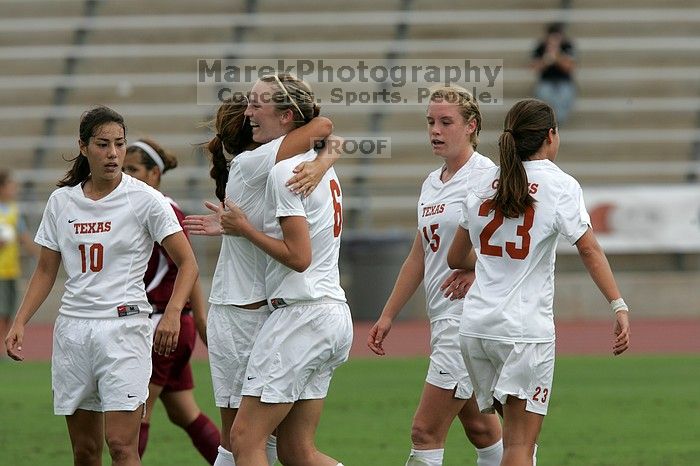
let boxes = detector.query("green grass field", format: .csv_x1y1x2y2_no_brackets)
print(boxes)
1,355,698,465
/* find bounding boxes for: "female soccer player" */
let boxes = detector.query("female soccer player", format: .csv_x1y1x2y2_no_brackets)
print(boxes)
448,98,630,466
184,75,339,466
123,139,220,464
4,106,198,466
367,86,503,466
218,74,350,466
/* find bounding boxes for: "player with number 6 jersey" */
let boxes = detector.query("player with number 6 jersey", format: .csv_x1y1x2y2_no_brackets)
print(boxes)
220,75,350,466
448,99,630,466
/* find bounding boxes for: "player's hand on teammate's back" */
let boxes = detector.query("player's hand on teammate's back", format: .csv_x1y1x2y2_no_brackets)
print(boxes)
367,316,392,356
4,323,24,361
286,160,324,197
440,269,475,300
183,201,224,236
154,313,180,356
613,310,630,356
220,199,250,236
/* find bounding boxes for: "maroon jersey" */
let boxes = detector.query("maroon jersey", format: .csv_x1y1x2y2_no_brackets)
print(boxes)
144,196,191,314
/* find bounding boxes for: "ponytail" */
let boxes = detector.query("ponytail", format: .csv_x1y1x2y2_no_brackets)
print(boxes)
57,154,91,187
208,134,229,203
492,99,556,218
493,131,534,218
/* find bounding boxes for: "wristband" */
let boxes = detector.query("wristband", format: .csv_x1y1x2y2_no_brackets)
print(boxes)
610,298,628,313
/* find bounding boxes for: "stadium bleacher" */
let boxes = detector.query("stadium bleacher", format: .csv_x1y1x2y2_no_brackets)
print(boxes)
1,0,698,318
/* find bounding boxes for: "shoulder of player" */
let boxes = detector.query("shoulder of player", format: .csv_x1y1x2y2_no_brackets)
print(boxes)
540,162,582,196
123,174,169,204
270,151,314,178
471,151,496,169
248,135,286,158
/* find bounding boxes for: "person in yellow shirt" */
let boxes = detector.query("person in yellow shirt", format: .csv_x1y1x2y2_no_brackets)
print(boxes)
0,170,39,347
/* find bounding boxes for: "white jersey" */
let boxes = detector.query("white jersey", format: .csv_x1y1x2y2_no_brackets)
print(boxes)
417,152,495,322
262,150,346,305
209,136,285,305
35,174,182,319
459,160,591,342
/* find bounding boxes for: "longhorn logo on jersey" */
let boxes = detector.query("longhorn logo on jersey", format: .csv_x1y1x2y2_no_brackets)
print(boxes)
73,221,112,235
422,203,445,217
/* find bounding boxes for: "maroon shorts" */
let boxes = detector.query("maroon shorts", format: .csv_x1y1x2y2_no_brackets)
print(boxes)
150,313,196,392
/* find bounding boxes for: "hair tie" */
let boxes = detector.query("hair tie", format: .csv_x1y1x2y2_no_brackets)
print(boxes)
129,141,164,174
504,128,514,134
216,133,224,140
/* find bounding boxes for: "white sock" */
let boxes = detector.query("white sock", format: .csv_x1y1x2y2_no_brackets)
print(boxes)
476,439,503,466
266,435,278,466
213,445,235,466
405,448,444,466
533,443,538,466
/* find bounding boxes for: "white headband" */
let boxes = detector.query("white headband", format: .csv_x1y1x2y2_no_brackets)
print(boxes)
130,141,165,174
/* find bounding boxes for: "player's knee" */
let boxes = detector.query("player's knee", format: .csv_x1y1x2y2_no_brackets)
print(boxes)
229,422,260,458
165,408,192,428
71,439,102,465
463,415,501,447
410,421,440,448
277,443,317,466
106,435,137,461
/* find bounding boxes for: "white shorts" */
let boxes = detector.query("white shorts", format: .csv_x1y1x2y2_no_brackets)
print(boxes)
207,303,271,408
426,317,473,400
52,314,153,416
242,301,353,403
460,336,555,416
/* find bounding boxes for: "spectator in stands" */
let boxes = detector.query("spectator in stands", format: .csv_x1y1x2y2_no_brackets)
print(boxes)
4,106,199,466
0,169,40,353
367,86,504,466
532,23,577,125
183,76,339,466
123,139,220,464
448,98,630,466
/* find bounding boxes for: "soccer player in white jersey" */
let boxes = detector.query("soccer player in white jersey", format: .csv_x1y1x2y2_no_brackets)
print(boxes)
4,106,199,466
448,99,630,466
123,138,220,464
183,76,340,466
367,86,503,466
219,76,350,466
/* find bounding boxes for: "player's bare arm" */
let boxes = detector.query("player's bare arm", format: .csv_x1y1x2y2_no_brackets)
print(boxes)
221,199,312,273
5,246,61,360
575,228,630,355
368,232,424,356
447,226,474,270
155,231,199,356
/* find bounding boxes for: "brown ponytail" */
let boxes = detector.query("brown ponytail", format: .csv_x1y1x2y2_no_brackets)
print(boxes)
58,106,126,187
493,99,556,218
206,95,254,202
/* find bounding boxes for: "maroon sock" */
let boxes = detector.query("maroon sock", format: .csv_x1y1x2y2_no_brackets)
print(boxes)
185,413,221,465
138,422,149,458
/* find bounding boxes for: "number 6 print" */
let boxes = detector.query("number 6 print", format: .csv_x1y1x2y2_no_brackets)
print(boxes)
478,200,534,260
330,179,342,238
